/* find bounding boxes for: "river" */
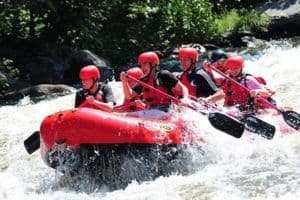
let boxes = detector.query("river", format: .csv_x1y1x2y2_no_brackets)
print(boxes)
0,37,300,199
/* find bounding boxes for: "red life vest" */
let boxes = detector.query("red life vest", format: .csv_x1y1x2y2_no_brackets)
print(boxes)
179,71,197,97
222,74,274,110
221,74,251,107
142,75,171,107
204,63,227,87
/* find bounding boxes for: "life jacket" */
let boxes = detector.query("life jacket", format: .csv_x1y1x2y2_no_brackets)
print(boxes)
80,84,104,109
178,70,197,97
142,73,172,108
221,73,254,108
221,74,274,110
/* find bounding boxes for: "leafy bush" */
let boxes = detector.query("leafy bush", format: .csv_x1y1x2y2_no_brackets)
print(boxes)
212,9,270,38
127,0,215,47
0,58,20,77
0,0,270,67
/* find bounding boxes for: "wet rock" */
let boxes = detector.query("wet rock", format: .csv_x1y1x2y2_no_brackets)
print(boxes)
258,0,300,38
1,84,75,104
23,57,63,84
65,50,113,83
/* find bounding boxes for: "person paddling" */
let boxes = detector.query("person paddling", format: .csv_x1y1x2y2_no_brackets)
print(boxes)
117,67,145,112
176,47,224,103
122,51,189,118
218,55,276,112
203,49,228,86
210,49,228,72
75,65,115,112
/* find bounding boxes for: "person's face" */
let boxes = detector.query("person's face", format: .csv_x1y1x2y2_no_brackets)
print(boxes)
140,63,151,75
229,67,242,77
81,78,94,89
180,58,192,71
215,59,228,72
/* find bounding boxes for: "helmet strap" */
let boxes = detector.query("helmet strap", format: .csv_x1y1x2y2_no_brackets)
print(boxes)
150,64,156,74
184,60,195,73
88,78,98,92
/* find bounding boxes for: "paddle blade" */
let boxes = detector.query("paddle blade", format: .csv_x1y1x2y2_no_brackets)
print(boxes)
24,131,40,154
282,110,300,130
208,112,244,138
241,115,275,139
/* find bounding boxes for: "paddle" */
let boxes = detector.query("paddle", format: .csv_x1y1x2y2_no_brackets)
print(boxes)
190,95,275,139
24,131,40,154
126,75,245,138
206,63,300,131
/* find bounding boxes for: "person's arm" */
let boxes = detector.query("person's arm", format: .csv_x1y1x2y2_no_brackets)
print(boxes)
246,76,275,98
120,72,138,101
250,87,275,98
175,81,189,99
85,83,115,112
194,69,219,97
134,99,146,109
86,96,113,112
74,90,85,108
205,90,225,103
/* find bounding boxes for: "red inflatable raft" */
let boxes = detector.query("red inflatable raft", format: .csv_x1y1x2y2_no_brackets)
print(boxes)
39,107,205,188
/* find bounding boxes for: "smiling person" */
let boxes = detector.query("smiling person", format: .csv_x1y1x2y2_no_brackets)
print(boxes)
176,47,224,103
120,67,144,104
219,55,276,112
116,67,145,112
75,65,115,112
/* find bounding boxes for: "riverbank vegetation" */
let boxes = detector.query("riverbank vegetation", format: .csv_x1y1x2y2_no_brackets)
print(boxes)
0,0,269,89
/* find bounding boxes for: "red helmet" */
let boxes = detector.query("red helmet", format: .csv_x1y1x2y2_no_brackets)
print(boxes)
226,55,244,70
79,65,100,80
138,52,159,66
178,48,199,61
127,67,144,79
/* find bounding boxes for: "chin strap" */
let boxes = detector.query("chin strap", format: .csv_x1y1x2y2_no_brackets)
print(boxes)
184,60,196,73
87,78,99,92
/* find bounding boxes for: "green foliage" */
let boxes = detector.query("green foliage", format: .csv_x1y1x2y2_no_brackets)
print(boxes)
0,79,8,90
0,0,270,66
0,4,29,38
127,0,214,47
0,57,19,90
212,9,270,38
0,58,20,77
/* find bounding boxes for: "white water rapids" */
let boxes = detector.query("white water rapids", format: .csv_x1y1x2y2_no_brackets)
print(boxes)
0,38,300,199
